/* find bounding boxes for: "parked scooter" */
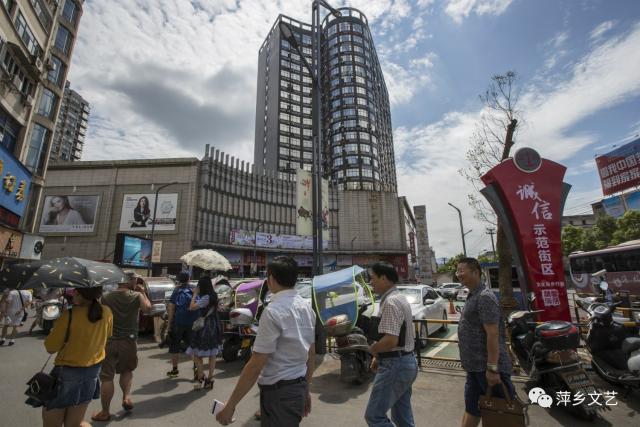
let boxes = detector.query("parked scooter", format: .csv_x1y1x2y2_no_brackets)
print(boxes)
507,298,601,421
39,297,67,335
222,307,258,363
326,302,374,385
576,297,640,391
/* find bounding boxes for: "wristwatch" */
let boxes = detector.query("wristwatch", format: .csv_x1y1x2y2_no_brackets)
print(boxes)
487,363,498,373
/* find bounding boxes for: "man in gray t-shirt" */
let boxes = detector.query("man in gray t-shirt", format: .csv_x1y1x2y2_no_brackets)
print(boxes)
456,258,514,427
92,272,151,421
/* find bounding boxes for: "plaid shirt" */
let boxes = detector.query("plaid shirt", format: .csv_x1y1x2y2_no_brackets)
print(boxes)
378,287,414,352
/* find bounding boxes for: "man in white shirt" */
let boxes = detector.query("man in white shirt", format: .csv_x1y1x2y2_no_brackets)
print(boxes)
217,256,316,426
0,289,32,346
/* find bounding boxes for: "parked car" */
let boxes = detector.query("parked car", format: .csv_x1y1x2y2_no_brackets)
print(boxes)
396,285,448,349
437,283,463,300
456,287,469,301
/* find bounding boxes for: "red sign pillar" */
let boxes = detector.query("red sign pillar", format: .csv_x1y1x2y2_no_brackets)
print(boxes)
481,148,571,322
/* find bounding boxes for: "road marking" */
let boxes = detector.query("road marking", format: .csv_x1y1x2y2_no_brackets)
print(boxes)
424,332,458,358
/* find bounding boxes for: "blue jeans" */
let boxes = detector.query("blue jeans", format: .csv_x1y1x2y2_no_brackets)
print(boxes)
365,354,418,427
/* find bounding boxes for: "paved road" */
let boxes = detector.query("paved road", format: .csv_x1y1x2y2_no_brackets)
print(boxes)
1,321,639,426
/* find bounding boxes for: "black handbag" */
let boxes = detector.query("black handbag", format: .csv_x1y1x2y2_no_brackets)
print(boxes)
18,291,28,322
25,308,72,406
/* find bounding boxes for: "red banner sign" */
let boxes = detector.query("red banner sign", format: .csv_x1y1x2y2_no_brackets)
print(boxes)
595,138,640,196
482,153,571,322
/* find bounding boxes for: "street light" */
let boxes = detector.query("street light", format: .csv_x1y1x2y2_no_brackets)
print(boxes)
253,222,264,276
147,181,179,277
447,202,472,257
351,236,357,252
279,1,342,276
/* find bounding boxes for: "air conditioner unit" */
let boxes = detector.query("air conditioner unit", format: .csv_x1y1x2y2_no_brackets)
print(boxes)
23,94,34,107
34,57,44,73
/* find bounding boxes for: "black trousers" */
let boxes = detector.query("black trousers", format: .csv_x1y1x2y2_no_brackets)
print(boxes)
259,380,307,427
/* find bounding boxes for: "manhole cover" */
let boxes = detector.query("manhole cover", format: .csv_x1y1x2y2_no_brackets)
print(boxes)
419,358,463,370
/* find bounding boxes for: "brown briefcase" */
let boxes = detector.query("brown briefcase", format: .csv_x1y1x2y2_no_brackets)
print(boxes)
479,382,528,427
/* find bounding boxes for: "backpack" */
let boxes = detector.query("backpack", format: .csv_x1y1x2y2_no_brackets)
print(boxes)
172,287,199,326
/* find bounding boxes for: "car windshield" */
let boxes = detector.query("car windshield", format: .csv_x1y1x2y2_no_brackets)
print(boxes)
294,281,312,299
442,284,459,288
398,288,422,304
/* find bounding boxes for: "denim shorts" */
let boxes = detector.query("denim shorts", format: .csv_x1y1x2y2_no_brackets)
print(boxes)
44,363,102,410
464,371,515,417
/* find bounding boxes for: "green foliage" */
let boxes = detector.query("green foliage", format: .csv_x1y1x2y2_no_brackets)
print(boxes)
437,254,465,274
611,210,640,244
561,225,585,256
561,211,640,253
478,253,496,264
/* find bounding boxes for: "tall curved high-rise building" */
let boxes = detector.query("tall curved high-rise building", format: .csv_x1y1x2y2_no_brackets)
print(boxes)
321,8,396,193
255,8,397,193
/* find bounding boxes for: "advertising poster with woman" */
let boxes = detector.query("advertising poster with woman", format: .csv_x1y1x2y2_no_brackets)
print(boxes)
39,195,99,233
119,193,178,232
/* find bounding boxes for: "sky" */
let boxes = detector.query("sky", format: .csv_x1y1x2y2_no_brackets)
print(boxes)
70,0,640,260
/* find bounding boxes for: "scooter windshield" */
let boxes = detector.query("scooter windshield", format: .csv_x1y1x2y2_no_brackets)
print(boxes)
313,266,368,326
234,279,266,317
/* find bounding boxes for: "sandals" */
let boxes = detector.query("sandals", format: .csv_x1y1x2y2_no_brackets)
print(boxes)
122,398,134,411
91,412,111,422
204,377,214,390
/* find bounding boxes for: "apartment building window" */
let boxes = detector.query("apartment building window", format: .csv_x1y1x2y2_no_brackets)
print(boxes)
62,0,79,26
0,109,21,152
37,88,57,119
15,13,41,56
47,55,66,87
25,124,49,175
346,169,359,177
55,25,73,55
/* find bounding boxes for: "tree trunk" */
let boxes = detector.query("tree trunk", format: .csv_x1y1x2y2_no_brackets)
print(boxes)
497,119,519,315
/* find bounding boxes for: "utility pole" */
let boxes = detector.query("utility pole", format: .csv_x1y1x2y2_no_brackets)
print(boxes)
486,228,496,259
448,203,471,257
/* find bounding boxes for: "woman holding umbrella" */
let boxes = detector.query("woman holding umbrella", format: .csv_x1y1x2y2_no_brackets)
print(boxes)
41,286,113,426
187,276,222,390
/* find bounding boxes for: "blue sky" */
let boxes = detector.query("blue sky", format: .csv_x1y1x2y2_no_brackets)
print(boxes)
71,0,640,259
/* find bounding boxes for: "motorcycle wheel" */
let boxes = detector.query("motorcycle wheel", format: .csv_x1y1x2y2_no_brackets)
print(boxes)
42,320,52,335
222,340,241,362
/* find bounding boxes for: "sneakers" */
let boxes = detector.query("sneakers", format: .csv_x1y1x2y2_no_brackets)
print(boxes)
0,339,5,346
7,340,14,346
166,367,179,378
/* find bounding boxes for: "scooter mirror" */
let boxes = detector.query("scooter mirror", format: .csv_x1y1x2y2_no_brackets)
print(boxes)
527,292,536,302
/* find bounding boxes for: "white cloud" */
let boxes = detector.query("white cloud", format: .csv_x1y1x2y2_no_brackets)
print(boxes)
590,20,617,41
395,22,640,257
444,0,514,23
380,53,437,105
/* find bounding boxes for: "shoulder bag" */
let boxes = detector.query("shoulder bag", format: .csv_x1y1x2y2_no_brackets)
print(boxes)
479,382,528,427
24,308,73,406
18,290,28,323
192,306,215,332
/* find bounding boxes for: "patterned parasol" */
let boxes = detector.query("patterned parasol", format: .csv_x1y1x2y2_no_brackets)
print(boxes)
0,257,127,289
180,249,232,271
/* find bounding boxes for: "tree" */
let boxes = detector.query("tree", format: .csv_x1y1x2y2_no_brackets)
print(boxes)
611,210,640,244
460,71,522,313
592,215,618,249
561,225,585,256
437,254,465,275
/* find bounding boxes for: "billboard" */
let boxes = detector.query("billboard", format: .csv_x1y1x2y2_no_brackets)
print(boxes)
601,195,626,218
114,233,152,268
296,169,313,236
230,229,326,250
625,190,640,211
322,178,330,242
0,226,23,258
119,193,178,232
595,138,640,196
39,195,99,233
0,144,32,218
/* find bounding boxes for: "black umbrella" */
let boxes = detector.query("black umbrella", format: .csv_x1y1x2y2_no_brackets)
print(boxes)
0,257,127,290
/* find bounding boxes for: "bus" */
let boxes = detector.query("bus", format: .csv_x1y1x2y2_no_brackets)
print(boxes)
568,240,640,296
480,262,525,308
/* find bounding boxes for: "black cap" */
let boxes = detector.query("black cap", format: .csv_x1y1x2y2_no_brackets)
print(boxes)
176,271,190,283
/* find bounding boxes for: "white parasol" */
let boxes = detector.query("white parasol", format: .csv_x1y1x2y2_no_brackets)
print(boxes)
180,249,232,271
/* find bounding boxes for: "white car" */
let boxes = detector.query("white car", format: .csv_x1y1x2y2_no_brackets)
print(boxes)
396,285,448,349
457,287,469,301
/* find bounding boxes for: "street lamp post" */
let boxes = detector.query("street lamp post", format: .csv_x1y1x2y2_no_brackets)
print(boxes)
280,1,342,276
147,181,179,277
447,202,472,257
253,222,264,276
351,236,357,252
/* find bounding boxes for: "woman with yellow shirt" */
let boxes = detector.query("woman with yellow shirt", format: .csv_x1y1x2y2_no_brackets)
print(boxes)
42,287,113,427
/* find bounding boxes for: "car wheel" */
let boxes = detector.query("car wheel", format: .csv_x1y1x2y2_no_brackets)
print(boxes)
440,311,448,332
419,323,428,349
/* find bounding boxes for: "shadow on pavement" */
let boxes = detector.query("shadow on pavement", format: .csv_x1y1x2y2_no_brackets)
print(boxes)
312,370,371,404
133,377,192,395
116,390,204,419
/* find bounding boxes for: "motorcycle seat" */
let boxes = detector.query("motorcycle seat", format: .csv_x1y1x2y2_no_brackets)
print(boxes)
622,337,640,356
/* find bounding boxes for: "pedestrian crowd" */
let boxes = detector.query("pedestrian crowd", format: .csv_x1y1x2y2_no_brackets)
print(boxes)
2,256,516,427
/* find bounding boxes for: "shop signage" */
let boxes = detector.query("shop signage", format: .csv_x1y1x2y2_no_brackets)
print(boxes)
0,225,23,258
481,147,571,321
230,229,327,250
0,144,32,218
